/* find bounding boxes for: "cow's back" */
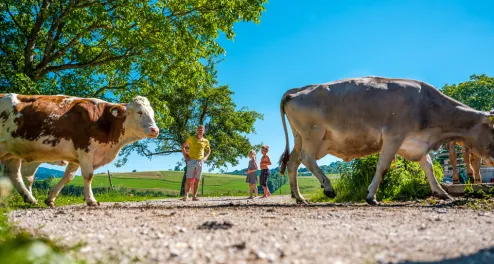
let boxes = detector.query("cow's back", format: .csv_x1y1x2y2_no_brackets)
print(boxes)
285,77,466,134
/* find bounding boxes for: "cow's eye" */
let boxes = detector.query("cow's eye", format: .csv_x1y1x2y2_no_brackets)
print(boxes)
138,111,143,116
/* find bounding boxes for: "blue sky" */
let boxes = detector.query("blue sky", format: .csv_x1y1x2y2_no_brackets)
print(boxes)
43,0,494,174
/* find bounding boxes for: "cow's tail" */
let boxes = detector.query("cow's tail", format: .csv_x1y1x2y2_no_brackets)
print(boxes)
278,91,292,175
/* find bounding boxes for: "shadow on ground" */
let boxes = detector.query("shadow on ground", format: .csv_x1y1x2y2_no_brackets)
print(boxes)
398,246,494,264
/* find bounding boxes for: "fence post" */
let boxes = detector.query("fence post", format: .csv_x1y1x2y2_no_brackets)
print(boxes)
201,175,205,195
107,170,114,190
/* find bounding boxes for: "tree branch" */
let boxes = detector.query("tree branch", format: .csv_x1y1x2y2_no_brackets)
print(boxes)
41,49,135,75
165,5,225,19
48,24,109,64
41,0,76,66
144,150,181,157
24,0,51,76
92,80,140,97
5,3,29,39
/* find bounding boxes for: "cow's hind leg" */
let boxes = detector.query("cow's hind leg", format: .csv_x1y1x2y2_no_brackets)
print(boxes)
299,128,336,199
5,159,37,204
419,154,452,201
366,137,403,205
46,163,79,208
288,148,306,204
287,133,307,204
25,175,34,195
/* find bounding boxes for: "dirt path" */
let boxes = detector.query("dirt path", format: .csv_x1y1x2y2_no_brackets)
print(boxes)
8,196,494,264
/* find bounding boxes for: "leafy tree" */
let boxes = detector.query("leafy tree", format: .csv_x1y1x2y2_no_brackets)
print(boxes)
441,74,494,111
1,0,267,170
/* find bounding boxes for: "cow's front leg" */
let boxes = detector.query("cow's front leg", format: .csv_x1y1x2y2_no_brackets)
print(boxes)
366,137,403,205
46,163,79,208
80,157,98,206
5,159,37,204
419,154,452,201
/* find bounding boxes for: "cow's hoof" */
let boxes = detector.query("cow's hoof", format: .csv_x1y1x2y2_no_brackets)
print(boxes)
366,197,379,205
44,199,55,208
24,197,38,205
323,190,336,198
87,200,99,206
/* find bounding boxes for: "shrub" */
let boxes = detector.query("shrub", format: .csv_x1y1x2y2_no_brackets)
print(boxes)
311,154,444,202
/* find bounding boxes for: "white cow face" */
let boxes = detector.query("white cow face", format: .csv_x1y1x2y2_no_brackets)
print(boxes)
123,96,159,138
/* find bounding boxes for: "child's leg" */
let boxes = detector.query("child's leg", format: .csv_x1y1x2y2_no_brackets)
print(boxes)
183,179,192,201
254,184,258,197
248,184,253,198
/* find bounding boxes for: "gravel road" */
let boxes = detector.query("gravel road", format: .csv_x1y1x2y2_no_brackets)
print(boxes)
8,196,494,264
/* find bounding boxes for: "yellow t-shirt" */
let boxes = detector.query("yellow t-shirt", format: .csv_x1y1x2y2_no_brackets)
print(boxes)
186,136,210,160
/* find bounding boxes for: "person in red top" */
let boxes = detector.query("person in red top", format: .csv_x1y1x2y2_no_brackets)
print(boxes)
259,145,272,198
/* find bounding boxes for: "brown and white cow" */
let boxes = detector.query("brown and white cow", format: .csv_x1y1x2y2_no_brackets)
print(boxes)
0,94,159,207
279,76,494,205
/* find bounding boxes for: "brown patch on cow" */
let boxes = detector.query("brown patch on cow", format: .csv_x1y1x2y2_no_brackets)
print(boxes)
0,111,9,121
322,130,332,140
10,95,126,151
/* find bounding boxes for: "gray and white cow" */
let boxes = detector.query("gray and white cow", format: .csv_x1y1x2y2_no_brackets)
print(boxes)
279,76,494,205
0,94,159,207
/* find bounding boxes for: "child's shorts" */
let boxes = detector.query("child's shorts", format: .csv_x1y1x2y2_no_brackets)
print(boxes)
260,169,270,187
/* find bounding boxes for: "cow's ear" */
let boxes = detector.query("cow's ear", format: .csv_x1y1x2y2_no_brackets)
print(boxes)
110,105,127,118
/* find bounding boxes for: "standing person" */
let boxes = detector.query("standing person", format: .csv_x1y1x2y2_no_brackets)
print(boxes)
181,125,211,201
260,145,272,198
245,150,259,199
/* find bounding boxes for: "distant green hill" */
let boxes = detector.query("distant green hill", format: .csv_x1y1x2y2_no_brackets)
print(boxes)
35,167,65,179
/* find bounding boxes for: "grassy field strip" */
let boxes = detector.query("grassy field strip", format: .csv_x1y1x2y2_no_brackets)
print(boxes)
50,172,326,195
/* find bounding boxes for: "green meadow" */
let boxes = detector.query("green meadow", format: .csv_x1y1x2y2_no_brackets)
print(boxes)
50,171,328,196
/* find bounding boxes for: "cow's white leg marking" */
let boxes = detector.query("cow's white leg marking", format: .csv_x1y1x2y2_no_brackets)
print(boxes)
80,155,98,206
46,163,79,208
419,154,453,200
288,133,307,204
5,159,37,204
366,137,403,205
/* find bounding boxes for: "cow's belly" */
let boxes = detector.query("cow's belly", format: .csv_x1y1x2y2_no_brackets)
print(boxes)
2,137,77,163
398,136,431,161
317,129,383,161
